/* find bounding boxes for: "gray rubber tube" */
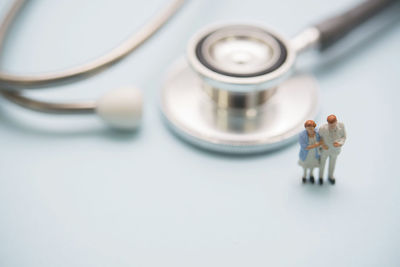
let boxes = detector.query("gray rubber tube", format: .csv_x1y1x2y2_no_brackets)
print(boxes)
315,0,399,50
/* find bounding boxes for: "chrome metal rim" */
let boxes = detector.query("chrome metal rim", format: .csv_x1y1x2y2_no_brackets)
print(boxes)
187,23,296,92
161,58,319,154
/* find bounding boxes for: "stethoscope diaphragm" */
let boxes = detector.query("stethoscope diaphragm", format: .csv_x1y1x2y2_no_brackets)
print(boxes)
194,25,288,78
161,24,319,154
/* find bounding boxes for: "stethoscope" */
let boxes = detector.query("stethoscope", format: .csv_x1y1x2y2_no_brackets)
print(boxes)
161,0,398,153
0,0,397,154
0,0,185,129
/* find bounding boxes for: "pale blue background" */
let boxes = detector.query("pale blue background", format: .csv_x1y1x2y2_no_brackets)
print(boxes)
0,0,399,266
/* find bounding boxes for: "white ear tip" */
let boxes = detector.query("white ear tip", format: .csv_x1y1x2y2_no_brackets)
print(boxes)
96,87,143,130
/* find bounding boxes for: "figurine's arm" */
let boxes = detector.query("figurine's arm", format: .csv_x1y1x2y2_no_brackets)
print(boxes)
317,128,329,150
310,132,322,149
337,124,346,145
307,143,320,150
299,133,308,150
334,124,346,147
320,138,329,150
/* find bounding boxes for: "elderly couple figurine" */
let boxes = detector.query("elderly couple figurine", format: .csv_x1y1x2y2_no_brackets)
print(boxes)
298,115,346,185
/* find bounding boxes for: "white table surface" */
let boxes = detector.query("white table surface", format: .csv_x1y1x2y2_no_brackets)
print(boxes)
0,0,399,266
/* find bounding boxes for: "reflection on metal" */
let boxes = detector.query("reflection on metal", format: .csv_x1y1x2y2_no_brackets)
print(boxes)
203,83,277,109
161,59,319,154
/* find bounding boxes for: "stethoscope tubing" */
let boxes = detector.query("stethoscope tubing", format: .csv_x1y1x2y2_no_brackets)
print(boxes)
0,0,397,116
0,0,185,90
0,0,185,116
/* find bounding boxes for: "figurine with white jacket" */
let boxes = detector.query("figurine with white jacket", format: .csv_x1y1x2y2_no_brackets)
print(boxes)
318,115,346,185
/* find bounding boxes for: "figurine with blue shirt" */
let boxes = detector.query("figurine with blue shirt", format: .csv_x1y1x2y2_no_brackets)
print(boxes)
298,120,321,184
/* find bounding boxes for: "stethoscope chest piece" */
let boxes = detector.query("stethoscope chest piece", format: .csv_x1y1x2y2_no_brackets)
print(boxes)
161,24,319,154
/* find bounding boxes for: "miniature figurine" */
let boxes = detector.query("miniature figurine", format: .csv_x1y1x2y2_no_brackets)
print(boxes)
298,120,321,184
318,115,346,185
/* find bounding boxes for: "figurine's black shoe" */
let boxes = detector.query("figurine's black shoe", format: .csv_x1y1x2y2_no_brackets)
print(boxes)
319,177,323,185
328,177,336,185
310,176,315,184
302,177,306,184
